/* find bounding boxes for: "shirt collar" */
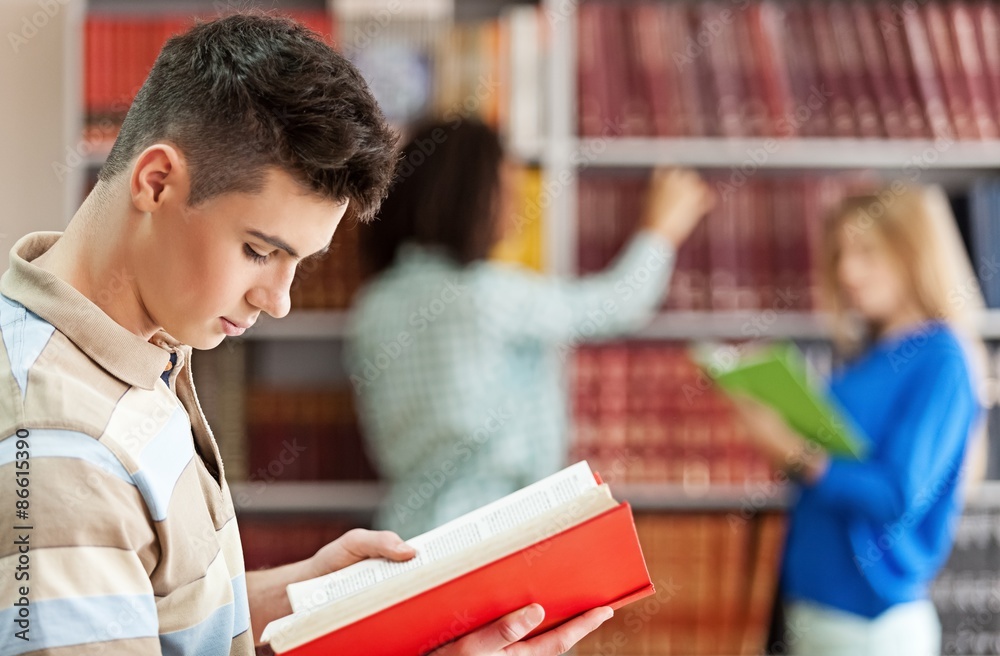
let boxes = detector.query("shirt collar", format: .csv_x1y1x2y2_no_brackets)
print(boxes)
1,231,180,391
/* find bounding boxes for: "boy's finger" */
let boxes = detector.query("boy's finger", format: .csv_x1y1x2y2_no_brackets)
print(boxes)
507,607,614,656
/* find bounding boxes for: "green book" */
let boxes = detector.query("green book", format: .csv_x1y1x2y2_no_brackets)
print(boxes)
692,342,868,460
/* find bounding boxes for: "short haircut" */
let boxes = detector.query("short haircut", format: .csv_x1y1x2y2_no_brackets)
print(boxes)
359,119,504,275
99,13,398,223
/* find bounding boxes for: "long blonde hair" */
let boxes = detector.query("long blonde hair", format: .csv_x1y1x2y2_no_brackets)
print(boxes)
819,185,989,492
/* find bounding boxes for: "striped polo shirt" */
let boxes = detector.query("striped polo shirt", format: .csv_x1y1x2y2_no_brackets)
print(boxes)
0,232,254,655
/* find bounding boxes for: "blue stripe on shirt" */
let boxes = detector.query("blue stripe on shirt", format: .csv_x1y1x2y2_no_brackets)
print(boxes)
0,594,158,655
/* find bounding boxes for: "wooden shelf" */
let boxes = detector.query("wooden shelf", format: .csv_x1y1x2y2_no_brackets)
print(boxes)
229,480,788,514
577,137,1000,170
230,479,1000,515
235,309,1000,342
636,311,828,341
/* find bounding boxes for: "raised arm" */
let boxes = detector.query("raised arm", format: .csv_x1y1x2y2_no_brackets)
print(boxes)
475,169,714,346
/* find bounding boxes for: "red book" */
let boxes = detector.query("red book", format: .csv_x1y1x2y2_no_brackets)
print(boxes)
263,463,655,656
974,3,1000,126
809,1,858,136
672,4,711,136
947,1,998,139
783,4,831,136
829,1,883,137
902,4,955,138
852,1,907,138
747,3,796,138
733,8,771,137
874,1,932,138
924,2,978,139
632,4,685,137
699,2,748,137
577,4,604,137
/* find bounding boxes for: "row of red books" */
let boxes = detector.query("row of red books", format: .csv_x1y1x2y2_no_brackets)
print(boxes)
84,12,334,124
290,222,362,310
578,173,874,313
579,0,1000,140
572,343,777,485
245,387,377,482
579,512,787,656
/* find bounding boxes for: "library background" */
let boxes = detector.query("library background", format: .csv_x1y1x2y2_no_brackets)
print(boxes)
3,0,1000,653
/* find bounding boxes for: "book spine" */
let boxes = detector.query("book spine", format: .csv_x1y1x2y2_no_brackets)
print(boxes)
902,3,956,138
809,1,859,137
949,1,1000,139
829,0,884,137
852,1,907,139
924,2,978,139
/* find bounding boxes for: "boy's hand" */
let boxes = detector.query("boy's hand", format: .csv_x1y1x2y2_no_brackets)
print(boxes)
642,167,715,248
306,528,417,578
429,604,614,656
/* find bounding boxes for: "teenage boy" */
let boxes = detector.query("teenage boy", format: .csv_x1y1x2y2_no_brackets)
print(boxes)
0,14,611,656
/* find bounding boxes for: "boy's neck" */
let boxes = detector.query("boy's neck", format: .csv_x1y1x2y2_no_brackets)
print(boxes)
32,192,162,342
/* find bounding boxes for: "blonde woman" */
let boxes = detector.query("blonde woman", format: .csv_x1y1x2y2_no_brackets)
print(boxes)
734,185,988,656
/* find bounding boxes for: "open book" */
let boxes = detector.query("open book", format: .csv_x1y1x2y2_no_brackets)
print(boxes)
693,342,868,459
261,462,654,655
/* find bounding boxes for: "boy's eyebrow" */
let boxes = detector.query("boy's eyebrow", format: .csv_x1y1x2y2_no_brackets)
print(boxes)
247,229,331,260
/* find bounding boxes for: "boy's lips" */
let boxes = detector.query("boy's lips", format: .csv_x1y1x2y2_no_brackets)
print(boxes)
220,317,253,336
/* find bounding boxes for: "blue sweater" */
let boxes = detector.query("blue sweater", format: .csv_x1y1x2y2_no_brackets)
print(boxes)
782,321,983,618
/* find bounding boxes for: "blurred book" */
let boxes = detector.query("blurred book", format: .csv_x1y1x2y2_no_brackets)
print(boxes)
693,341,867,459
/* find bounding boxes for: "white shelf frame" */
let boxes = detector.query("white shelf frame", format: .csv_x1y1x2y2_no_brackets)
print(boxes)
576,137,1000,170
230,479,1000,515
241,308,1000,341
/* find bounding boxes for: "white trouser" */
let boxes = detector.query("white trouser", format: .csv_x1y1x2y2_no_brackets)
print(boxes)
785,599,941,656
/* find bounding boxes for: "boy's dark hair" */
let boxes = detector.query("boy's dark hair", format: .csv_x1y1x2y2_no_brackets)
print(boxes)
359,119,504,275
99,13,397,223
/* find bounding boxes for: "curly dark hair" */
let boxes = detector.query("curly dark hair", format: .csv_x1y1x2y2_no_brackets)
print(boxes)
99,12,398,223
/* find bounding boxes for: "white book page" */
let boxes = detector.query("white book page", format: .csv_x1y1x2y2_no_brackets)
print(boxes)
285,461,598,613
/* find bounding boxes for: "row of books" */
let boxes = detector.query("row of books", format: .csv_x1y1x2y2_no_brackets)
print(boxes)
245,386,377,482
81,8,545,155
83,12,334,127
285,164,544,310
579,0,1000,140
578,173,875,312
290,221,362,310
572,343,777,486
578,512,787,656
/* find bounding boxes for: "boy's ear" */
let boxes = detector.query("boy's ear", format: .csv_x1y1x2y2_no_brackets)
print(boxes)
129,143,189,212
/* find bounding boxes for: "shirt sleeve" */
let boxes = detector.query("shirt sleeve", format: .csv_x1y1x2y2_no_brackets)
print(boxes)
806,355,979,525
473,230,676,345
0,430,162,655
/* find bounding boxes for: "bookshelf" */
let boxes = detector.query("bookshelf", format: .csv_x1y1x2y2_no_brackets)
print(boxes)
50,2,1000,653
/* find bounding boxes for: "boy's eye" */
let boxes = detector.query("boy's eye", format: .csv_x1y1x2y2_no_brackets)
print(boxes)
243,243,269,264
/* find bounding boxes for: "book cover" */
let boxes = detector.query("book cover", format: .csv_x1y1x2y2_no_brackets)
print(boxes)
693,342,868,459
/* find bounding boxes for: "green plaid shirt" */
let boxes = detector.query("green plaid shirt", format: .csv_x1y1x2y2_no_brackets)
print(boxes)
345,231,674,538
